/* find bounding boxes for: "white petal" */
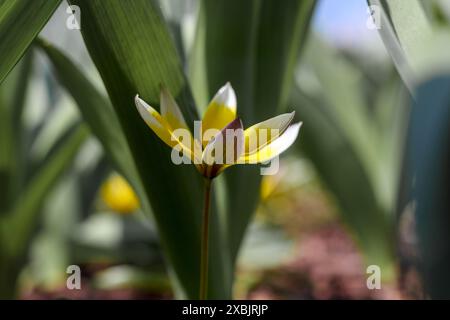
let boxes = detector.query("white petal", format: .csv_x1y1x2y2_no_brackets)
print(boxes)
244,111,295,155
242,122,302,164
211,82,236,111
135,94,182,150
201,82,238,143
135,95,164,129
160,86,188,129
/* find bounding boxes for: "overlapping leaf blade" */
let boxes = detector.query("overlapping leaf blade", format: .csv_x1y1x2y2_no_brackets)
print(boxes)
290,87,396,278
70,0,230,299
1,124,89,257
367,0,432,92
0,0,61,83
191,0,316,265
409,76,450,298
36,40,152,215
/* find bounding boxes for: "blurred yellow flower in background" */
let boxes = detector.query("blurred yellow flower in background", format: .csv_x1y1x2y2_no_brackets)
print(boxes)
101,174,139,214
260,174,281,202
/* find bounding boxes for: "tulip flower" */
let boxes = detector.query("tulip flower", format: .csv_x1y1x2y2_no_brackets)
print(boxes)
101,174,140,214
134,83,301,299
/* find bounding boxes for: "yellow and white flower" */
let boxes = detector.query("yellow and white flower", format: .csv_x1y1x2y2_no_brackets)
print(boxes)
101,174,139,214
134,83,301,179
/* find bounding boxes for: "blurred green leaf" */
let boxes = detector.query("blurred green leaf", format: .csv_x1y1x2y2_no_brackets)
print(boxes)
302,38,408,213
291,38,399,277
28,175,80,289
238,222,293,270
72,212,162,266
373,73,408,212
93,265,171,293
410,30,450,81
0,53,33,213
1,124,89,258
302,39,379,188
70,0,230,299
367,0,432,91
35,40,152,215
0,0,61,83
409,76,450,299
291,87,396,279
0,89,13,211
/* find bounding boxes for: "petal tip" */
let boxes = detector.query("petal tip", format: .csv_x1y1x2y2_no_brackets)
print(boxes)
134,95,157,124
215,82,236,108
288,110,296,122
289,122,302,136
135,95,150,111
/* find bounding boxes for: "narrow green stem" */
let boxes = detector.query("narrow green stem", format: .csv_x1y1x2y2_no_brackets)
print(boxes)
199,178,212,300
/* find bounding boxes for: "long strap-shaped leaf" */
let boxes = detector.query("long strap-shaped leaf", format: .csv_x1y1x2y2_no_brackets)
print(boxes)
367,0,432,93
0,88,12,212
37,40,162,250
409,76,450,299
193,0,262,269
70,0,230,299
290,87,396,280
1,124,89,258
0,0,61,84
191,0,316,264
255,0,316,119
36,40,153,216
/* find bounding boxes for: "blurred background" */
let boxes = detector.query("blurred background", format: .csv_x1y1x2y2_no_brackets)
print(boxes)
0,0,448,299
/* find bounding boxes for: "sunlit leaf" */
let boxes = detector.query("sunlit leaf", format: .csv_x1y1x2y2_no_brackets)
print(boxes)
0,0,61,83
36,40,153,216
367,0,432,92
191,0,316,267
70,0,230,299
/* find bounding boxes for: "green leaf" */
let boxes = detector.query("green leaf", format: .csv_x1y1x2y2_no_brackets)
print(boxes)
373,72,408,212
290,87,396,280
0,94,11,213
93,265,171,293
35,39,150,213
0,52,33,213
302,38,393,210
409,76,450,298
238,222,293,270
1,124,89,258
29,174,80,289
0,0,61,84
193,0,262,270
290,37,399,278
367,0,432,92
70,0,230,299
191,0,316,266
255,0,316,118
